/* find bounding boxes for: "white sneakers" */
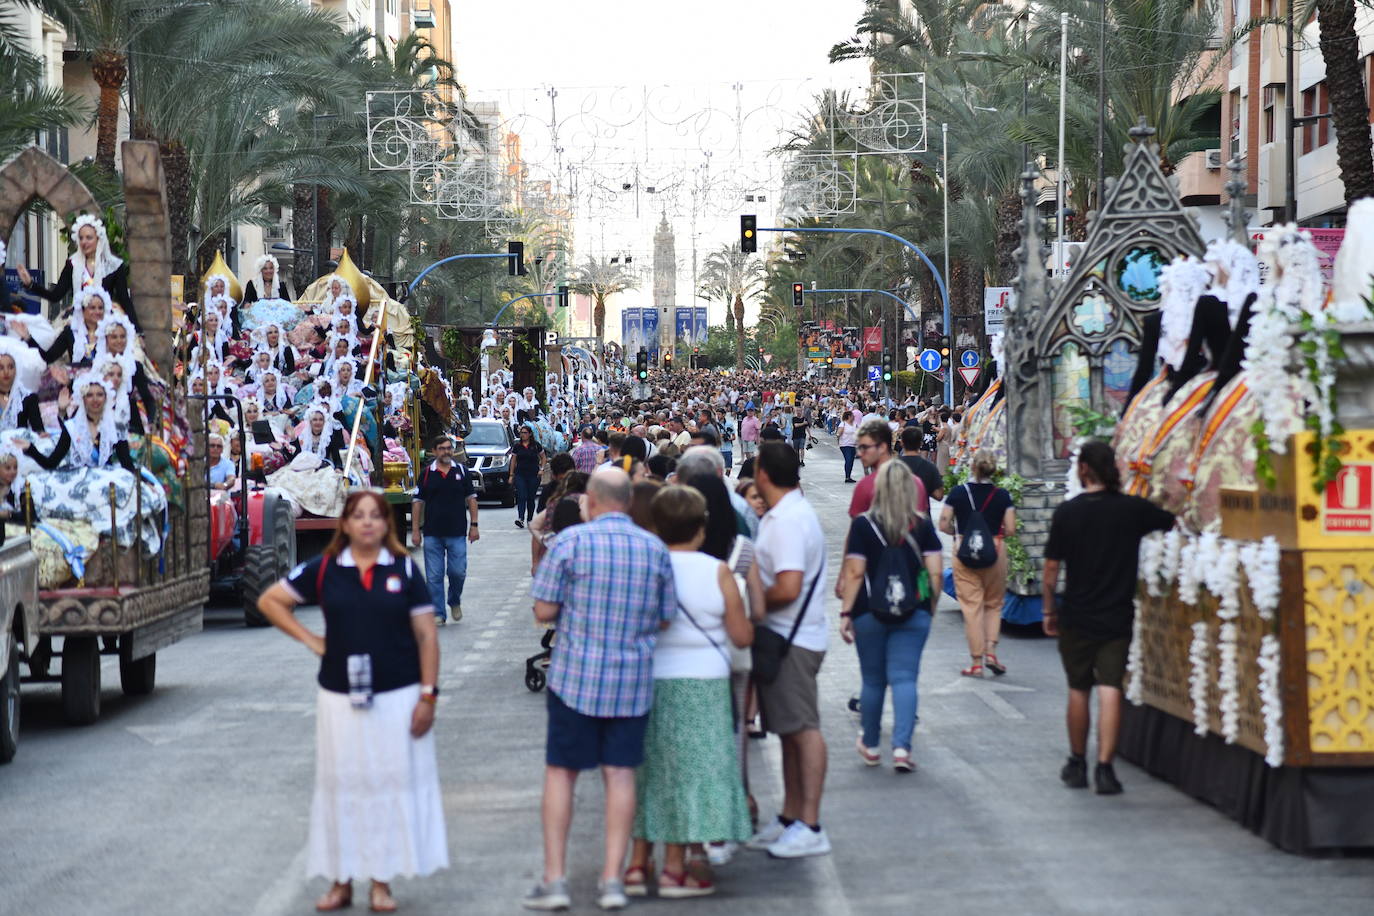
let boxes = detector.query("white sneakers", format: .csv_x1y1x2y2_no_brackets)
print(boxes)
745,816,788,850
766,821,833,859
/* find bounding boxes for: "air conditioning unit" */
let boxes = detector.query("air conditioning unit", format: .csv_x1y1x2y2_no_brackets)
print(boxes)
412,6,436,28
1204,149,1223,170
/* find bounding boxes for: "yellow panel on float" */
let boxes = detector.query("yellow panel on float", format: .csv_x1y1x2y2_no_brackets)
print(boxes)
1292,429,1374,551
1302,549,1374,756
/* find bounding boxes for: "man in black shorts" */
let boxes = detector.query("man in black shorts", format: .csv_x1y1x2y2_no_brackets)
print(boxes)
1042,441,1174,795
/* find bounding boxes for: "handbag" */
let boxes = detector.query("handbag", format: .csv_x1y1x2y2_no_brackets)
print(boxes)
751,569,823,685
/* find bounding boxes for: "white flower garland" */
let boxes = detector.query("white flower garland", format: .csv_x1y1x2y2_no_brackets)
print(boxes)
1257,634,1285,767
1238,536,1281,621
1188,620,1211,737
1201,539,1242,743
1177,533,1202,605
1125,600,1145,706
1139,531,1166,597
1160,527,1182,587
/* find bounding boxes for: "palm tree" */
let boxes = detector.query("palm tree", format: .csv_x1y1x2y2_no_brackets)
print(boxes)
569,256,637,341
1306,0,1374,202
697,244,765,370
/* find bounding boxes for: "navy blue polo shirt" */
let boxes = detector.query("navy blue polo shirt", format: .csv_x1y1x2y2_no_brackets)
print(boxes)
415,460,476,537
283,548,435,694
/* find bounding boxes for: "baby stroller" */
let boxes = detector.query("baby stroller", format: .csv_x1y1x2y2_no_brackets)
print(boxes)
525,627,555,692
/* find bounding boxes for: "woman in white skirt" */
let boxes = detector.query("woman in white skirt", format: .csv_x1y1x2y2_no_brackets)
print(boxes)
258,490,447,913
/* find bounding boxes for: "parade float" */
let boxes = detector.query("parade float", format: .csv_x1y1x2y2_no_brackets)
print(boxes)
999,122,1374,852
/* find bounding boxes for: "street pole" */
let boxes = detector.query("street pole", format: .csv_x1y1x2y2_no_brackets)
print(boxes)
1284,4,1297,222
1097,0,1106,199
1058,11,1069,275
942,122,950,318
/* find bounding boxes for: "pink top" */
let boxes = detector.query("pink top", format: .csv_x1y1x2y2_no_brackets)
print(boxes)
740,416,761,442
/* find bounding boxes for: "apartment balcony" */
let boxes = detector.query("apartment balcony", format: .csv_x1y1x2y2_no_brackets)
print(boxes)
1257,142,1287,214
1259,24,1287,88
1175,149,1222,205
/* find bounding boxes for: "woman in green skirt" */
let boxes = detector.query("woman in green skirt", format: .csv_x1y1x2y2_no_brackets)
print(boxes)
624,485,754,898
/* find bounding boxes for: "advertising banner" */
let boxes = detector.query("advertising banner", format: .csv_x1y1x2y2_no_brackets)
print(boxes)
4,269,41,315
641,306,660,364
862,326,882,354
674,307,693,348
983,287,1012,336
693,307,709,346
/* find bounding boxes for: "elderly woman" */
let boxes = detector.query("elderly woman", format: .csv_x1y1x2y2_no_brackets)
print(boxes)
256,490,447,914
623,485,752,898
18,214,140,331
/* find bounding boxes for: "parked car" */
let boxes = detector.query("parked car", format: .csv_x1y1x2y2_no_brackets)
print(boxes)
461,420,517,507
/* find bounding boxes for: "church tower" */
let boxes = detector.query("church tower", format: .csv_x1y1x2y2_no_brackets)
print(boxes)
653,214,676,356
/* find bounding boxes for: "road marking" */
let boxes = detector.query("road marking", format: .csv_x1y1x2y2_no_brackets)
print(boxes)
471,640,491,650
248,840,308,916
761,739,855,916
928,676,1034,720
127,701,314,745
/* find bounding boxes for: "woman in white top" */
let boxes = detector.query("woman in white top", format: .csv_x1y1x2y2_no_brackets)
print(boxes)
624,486,752,899
837,412,861,483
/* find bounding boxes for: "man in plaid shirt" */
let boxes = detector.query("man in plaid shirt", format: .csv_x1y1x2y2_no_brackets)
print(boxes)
524,467,676,911
570,425,602,474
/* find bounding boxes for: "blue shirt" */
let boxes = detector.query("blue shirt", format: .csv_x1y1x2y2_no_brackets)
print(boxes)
530,512,677,717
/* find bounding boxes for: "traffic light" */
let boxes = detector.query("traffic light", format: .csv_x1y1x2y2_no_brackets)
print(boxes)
882,351,893,382
740,214,757,253
557,285,569,308
663,351,673,372
792,283,804,308
507,241,526,276
692,346,700,370
636,348,648,381
939,334,951,368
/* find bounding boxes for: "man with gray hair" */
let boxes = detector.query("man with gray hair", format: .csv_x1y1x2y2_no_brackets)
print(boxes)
678,445,757,536
525,467,677,911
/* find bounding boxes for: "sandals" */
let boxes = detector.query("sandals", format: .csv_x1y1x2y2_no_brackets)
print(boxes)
623,860,653,897
369,883,397,913
658,868,715,898
961,655,985,678
315,884,352,912
985,652,1007,677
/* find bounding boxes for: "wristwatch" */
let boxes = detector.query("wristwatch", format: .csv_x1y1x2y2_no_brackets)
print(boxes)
420,684,439,698
469,521,478,527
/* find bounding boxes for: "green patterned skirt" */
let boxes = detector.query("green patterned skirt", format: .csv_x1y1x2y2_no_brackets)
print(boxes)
634,677,752,844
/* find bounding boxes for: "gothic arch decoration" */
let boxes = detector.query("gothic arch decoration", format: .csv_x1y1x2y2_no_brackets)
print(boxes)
1005,121,1205,479
0,145,100,241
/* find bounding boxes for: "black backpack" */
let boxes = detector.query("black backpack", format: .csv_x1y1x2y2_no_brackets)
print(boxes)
955,485,1000,569
864,517,931,625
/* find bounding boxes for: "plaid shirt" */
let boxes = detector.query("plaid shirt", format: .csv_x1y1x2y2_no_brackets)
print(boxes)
570,439,602,474
530,512,677,717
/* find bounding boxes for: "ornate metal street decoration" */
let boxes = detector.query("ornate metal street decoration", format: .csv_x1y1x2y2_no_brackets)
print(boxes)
850,72,927,155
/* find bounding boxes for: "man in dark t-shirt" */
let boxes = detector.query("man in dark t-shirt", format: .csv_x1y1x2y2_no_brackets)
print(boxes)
1043,441,1174,796
898,427,945,500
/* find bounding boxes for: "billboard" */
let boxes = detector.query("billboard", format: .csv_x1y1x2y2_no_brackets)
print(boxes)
674,307,694,349
862,326,882,354
641,306,660,364
692,307,708,346
983,287,1012,336
622,308,644,357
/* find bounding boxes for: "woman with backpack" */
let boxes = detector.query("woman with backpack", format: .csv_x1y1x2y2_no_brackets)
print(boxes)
939,448,1017,678
837,460,944,772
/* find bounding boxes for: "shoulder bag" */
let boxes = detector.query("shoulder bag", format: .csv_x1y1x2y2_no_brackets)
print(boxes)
751,569,823,684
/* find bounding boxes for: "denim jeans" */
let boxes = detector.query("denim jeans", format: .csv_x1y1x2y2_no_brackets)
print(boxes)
852,610,933,751
423,535,467,617
840,445,857,480
514,473,540,521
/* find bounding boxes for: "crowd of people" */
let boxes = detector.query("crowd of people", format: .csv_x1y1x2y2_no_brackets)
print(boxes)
255,358,1181,913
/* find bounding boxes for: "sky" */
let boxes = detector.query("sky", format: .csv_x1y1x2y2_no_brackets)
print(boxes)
451,1,872,333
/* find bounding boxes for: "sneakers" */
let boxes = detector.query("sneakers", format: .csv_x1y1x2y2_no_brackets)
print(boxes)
893,748,915,773
767,821,832,859
515,519,525,528
1094,761,1124,795
596,878,629,910
1060,755,1088,789
705,841,737,866
433,616,447,627
855,734,881,767
450,604,463,622
521,878,571,911
745,816,789,850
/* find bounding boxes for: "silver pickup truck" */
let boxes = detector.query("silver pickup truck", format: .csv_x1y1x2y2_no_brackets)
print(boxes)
1,536,41,764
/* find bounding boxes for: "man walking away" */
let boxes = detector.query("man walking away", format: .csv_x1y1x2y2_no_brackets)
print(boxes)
525,469,677,910
1042,441,1174,795
412,435,478,624
899,426,945,502
748,443,831,859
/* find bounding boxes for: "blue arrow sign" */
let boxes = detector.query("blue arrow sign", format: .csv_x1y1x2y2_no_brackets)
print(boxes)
960,349,980,368
918,348,942,372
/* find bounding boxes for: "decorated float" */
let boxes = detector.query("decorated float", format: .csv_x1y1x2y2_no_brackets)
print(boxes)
994,122,1374,852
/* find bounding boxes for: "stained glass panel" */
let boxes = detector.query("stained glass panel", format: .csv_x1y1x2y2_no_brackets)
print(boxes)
1072,290,1113,335
1115,246,1165,301
1103,339,1135,412
1050,342,1091,458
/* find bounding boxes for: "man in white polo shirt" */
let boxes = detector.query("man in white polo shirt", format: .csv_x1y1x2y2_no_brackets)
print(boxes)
747,441,830,859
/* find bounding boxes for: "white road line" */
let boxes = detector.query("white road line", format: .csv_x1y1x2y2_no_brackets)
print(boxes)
248,840,308,916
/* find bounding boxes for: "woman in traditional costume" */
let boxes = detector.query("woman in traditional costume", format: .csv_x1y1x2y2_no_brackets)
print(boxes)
18,214,140,332
258,368,296,417
0,336,47,433
293,401,347,468
93,313,158,436
27,374,136,473
15,286,109,366
243,254,291,303
256,322,297,376
191,309,232,368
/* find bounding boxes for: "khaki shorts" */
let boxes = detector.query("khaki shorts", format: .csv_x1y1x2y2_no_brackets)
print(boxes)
757,646,824,736
1057,627,1131,691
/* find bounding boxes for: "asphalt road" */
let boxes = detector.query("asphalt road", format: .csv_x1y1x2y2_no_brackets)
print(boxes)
2,438,1371,915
